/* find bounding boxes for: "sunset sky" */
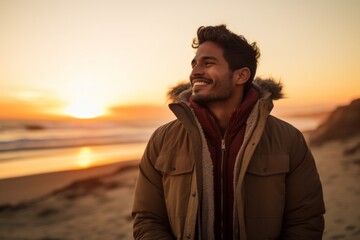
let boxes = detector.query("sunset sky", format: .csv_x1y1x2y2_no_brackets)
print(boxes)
1,0,359,119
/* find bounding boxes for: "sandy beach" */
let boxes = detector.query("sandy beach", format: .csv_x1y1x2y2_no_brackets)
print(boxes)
0,136,359,239
310,136,360,239
0,160,139,240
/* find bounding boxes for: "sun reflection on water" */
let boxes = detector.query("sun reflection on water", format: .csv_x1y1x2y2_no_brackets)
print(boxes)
77,147,94,168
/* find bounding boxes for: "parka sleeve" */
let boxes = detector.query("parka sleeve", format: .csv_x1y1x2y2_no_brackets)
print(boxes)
282,130,325,239
132,128,176,240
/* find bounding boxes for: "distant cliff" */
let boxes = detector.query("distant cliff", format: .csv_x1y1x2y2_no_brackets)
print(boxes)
309,98,360,146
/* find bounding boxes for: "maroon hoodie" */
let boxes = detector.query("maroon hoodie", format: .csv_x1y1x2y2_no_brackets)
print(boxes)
190,87,259,239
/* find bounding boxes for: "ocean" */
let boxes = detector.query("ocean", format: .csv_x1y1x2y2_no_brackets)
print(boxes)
0,116,321,179
0,118,161,179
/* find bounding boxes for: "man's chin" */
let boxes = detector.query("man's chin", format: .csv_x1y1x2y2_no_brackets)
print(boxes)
191,94,209,104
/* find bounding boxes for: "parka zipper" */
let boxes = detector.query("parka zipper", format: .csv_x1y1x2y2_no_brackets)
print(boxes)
203,112,229,239
220,137,226,240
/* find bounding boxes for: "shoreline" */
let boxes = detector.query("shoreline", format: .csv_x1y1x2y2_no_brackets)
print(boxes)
0,159,139,205
0,142,146,179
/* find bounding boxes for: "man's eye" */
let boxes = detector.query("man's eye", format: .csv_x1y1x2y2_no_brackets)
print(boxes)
205,62,214,66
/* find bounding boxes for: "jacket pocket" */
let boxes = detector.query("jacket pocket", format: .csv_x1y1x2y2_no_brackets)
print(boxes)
154,155,194,215
154,155,194,238
246,153,289,176
155,154,194,175
244,154,289,239
244,154,289,218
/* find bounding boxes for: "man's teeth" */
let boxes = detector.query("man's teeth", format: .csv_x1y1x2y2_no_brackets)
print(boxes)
193,81,208,86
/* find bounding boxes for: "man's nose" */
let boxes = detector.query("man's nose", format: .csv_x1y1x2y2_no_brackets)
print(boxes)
190,64,204,78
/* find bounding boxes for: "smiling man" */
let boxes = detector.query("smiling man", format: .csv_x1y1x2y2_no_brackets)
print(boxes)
132,25,325,240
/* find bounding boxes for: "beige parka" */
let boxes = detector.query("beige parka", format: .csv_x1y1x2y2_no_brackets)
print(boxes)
132,78,325,239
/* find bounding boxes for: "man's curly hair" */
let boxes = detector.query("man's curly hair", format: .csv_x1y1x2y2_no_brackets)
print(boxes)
192,25,260,91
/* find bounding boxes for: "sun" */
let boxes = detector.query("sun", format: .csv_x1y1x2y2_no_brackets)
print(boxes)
54,73,117,119
64,100,108,119
57,77,111,119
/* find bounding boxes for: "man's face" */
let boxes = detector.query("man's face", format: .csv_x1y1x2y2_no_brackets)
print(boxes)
190,41,236,104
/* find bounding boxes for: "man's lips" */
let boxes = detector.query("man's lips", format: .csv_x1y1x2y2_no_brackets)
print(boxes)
191,78,212,88
193,81,208,87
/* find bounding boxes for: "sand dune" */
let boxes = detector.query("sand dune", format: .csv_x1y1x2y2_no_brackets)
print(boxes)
309,98,360,146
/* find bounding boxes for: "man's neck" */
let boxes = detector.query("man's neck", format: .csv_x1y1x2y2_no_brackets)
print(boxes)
207,92,244,134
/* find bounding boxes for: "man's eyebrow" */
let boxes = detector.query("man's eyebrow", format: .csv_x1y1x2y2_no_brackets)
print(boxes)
191,56,218,66
203,56,218,61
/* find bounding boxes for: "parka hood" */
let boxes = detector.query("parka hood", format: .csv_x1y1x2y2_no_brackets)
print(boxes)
167,77,284,103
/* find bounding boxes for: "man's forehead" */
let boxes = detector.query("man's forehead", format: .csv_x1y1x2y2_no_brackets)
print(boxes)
193,42,223,60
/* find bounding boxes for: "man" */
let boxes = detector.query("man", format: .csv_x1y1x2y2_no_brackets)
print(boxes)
132,25,325,239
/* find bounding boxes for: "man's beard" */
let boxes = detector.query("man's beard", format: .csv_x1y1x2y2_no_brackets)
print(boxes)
191,87,233,105
191,77,234,104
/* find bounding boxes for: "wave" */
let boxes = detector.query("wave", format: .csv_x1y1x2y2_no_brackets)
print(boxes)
0,116,320,153
0,119,158,153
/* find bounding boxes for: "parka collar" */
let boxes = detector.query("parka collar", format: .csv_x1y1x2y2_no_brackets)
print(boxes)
167,77,284,104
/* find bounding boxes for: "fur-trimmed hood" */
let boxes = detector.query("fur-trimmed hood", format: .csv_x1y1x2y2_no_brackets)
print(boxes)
167,77,284,103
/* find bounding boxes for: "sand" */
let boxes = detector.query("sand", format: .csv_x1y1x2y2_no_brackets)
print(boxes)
0,137,359,240
0,161,139,240
310,136,360,239
0,160,139,205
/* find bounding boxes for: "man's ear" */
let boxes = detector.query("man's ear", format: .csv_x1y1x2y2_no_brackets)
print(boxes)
234,67,250,85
